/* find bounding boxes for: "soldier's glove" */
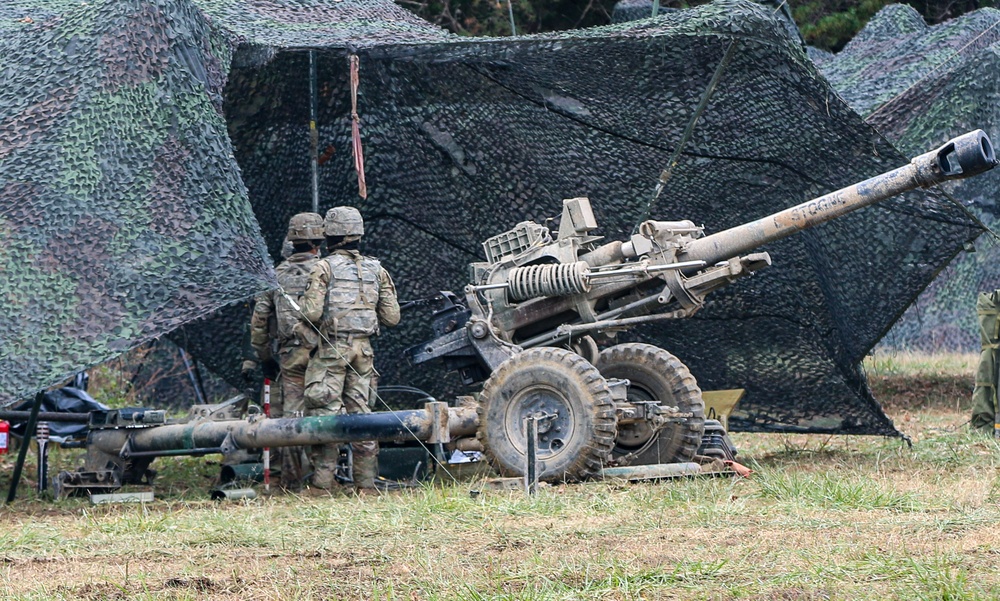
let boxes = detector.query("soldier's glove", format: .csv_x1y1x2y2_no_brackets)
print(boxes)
240,360,257,384
261,358,281,381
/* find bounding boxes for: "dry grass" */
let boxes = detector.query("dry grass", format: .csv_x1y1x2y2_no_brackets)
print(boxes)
1,353,999,600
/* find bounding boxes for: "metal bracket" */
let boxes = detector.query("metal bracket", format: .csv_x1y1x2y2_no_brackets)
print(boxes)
220,432,239,455
467,321,521,371
426,401,450,444
119,435,135,459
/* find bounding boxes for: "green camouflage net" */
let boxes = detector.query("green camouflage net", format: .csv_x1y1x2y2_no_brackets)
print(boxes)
809,5,1000,353
0,0,985,437
0,0,276,406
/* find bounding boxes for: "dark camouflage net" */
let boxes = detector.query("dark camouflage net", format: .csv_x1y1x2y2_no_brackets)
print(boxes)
810,5,1000,353
614,2,1000,354
0,0,985,438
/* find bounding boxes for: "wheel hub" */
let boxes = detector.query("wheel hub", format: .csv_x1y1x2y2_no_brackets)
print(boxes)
504,385,576,458
616,387,658,448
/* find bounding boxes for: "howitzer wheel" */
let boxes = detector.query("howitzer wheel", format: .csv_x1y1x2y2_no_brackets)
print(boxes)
477,347,616,482
595,343,704,465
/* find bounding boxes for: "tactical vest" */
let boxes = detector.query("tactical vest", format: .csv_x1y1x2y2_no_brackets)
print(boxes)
274,255,319,344
322,253,381,336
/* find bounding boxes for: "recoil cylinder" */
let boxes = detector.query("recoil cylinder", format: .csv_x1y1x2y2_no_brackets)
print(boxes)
507,261,591,301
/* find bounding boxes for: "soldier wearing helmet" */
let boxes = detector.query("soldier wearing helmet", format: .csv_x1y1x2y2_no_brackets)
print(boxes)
300,206,400,492
247,211,325,490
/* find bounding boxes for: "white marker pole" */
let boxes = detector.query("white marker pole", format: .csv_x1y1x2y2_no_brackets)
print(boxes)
263,379,271,493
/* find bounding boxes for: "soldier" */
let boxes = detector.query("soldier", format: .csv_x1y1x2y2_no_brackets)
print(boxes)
248,212,326,489
300,206,400,492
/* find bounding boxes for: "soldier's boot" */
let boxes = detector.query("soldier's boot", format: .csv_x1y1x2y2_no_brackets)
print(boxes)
280,446,307,491
352,445,379,492
310,443,340,490
268,447,284,485
311,469,335,490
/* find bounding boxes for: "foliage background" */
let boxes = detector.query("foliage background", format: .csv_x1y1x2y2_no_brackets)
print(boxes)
396,0,993,49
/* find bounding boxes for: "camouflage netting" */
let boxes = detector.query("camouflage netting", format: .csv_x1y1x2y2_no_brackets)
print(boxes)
0,0,275,407
612,0,804,44
809,5,1000,352
0,0,986,436
615,2,1000,353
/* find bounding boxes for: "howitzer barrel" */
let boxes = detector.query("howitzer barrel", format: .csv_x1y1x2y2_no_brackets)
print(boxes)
675,130,997,269
86,406,479,456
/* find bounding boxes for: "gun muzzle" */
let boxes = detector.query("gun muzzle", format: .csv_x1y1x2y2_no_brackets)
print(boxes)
915,129,997,185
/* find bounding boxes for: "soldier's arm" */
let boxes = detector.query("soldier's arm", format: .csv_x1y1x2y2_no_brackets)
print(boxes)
301,260,331,324
249,291,275,360
377,268,401,327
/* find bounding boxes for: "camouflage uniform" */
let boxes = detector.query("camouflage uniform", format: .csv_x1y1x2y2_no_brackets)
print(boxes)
301,207,400,490
249,212,325,488
972,290,1000,435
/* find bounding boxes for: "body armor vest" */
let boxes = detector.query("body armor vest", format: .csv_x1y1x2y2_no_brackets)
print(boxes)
274,255,319,344
322,253,381,336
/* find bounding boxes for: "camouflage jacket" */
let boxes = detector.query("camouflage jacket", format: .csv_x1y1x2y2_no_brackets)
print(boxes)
250,251,320,360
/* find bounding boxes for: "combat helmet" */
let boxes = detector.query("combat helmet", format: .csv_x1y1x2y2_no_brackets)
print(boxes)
324,206,364,237
287,212,325,242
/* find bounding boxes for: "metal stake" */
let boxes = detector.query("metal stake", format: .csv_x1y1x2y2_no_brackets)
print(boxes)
36,422,49,494
507,0,517,35
525,416,538,496
6,391,44,503
263,379,271,493
180,347,206,404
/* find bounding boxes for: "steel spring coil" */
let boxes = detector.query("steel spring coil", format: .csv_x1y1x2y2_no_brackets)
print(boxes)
506,261,591,301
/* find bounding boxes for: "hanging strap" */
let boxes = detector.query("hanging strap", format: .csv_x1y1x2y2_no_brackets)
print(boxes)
350,54,367,199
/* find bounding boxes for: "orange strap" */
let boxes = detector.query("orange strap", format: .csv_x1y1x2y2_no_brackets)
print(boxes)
724,460,753,478
350,54,367,199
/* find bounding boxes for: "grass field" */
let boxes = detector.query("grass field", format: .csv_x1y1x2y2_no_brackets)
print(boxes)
1,351,998,600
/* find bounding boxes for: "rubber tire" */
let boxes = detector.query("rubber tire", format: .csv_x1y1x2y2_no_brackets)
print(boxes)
595,343,704,465
477,347,616,482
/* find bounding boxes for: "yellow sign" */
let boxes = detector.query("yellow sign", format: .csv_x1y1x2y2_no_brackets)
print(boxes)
702,389,744,430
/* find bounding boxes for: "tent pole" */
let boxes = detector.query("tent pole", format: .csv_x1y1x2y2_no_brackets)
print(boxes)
310,50,319,213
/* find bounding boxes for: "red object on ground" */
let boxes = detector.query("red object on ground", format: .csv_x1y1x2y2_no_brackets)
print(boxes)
724,460,752,478
0,420,8,455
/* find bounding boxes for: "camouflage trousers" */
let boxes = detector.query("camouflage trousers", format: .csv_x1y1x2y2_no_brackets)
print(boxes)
972,347,998,434
270,344,311,489
303,335,378,489
973,291,1000,436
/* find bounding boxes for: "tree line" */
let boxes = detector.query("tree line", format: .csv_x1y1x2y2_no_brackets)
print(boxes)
396,0,993,51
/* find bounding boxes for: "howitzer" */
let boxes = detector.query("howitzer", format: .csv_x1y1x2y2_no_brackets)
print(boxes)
409,130,997,481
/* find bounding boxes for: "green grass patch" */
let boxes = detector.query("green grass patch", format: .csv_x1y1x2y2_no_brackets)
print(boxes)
753,468,921,511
